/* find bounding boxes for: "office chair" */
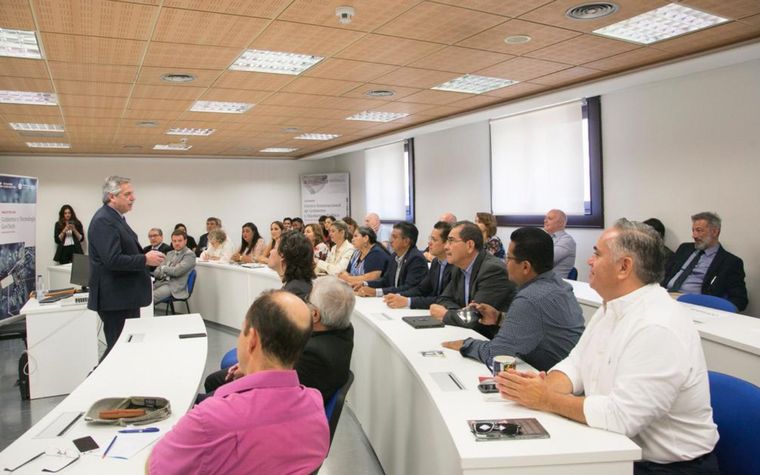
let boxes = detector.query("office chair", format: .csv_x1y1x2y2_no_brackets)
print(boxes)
325,370,354,446
676,294,737,313
220,347,237,370
0,318,27,346
566,267,578,280
708,371,760,475
157,269,197,315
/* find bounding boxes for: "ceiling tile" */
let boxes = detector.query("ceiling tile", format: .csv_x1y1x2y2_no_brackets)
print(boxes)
582,47,673,71
482,81,546,98
0,0,36,29
162,0,291,18
681,0,760,19
152,7,268,47
58,93,128,109
55,79,132,96
397,89,473,105
445,94,505,111
368,101,435,115
61,106,124,118
33,0,157,40
0,77,53,92
278,0,420,31
432,0,552,18
653,20,760,54
281,77,362,96
127,97,193,111
376,2,507,44
457,18,582,55
137,66,220,87
477,56,571,81
0,59,49,78
199,88,271,103
342,83,422,101
143,42,240,69
519,0,671,34
335,34,443,66
48,61,138,82
247,21,364,56
372,67,460,88
214,71,295,91
408,46,514,73
41,32,147,65
122,108,186,120
131,84,206,100
304,58,398,82
525,34,639,65
530,66,604,86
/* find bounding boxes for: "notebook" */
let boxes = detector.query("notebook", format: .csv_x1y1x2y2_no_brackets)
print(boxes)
402,316,444,329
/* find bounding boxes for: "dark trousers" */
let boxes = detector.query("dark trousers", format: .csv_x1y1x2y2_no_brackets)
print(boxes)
98,309,140,361
634,452,720,475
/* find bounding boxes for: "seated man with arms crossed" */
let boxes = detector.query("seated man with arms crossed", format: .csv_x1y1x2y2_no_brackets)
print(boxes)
498,219,719,475
442,227,584,372
152,229,196,304
148,290,329,475
384,221,453,309
355,221,428,298
430,221,516,338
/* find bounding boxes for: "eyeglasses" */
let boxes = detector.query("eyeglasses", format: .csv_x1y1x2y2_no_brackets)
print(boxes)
4,448,80,473
148,234,160,238
505,254,522,262
446,237,465,244
473,421,522,436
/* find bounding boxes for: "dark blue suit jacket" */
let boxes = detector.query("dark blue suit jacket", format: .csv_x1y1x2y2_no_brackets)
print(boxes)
367,246,428,294
400,259,453,309
87,205,151,312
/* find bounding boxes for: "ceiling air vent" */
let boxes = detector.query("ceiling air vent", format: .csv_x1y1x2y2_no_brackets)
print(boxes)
161,73,196,83
566,3,619,20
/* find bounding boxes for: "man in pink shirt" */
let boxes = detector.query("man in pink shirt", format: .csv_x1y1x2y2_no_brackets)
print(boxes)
148,290,329,475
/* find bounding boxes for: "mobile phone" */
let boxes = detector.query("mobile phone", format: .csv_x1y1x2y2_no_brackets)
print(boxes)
72,436,99,453
477,381,499,394
178,332,207,339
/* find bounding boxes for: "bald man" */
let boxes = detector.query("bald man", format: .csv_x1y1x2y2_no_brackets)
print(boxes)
543,209,576,278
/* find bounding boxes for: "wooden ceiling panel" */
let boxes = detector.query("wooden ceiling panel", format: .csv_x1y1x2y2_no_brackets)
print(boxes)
519,0,671,33
525,34,639,65
476,56,571,81
41,32,147,65
34,0,157,40
0,59,49,79
58,93,127,109
131,84,206,100
335,34,443,66
0,0,35,29
48,61,138,82
739,14,760,26
376,2,506,44
0,77,53,92
143,42,240,69
137,67,219,87
654,21,760,54
457,19,582,55
531,66,605,86
397,89,473,105
199,88,270,103
247,21,364,56
278,0,419,31
681,0,760,19
481,81,546,98
0,114,63,126
55,80,132,96
303,58,397,82
342,83,422,101
162,0,291,18
371,67,460,88
441,94,505,111
127,97,193,111
0,104,62,116
179,110,253,123
281,77,363,96
329,96,382,111
214,71,295,91
122,108,186,120
66,116,120,127
368,101,436,115
408,46,514,73
582,47,673,71
262,92,337,109
152,7,268,47
433,0,551,18
62,106,123,118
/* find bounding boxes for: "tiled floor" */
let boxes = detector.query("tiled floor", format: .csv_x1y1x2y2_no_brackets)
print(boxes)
0,318,384,475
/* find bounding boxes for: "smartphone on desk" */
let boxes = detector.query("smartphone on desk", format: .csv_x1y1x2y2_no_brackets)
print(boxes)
73,436,99,453
477,380,499,394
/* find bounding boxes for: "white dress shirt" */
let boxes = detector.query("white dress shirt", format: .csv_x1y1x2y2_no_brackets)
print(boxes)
552,284,718,463
315,240,355,276
200,238,236,263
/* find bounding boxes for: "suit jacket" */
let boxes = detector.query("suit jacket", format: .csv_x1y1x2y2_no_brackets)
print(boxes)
662,243,748,311
53,219,85,262
87,205,151,312
438,252,517,338
195,233,209,257
296,325,354,403
143,242,171,271
367,246,428,293
153,247,196,299
400,259,453,309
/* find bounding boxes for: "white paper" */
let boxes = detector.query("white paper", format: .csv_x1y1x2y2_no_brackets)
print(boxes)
106,432,162,459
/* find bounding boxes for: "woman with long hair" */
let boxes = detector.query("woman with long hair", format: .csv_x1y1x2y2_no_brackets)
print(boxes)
304,223,329,261
232,222,265,264
54,204,85,264
267,230,316,301
257,221,284,264
315,220,355,276
476,212,505,260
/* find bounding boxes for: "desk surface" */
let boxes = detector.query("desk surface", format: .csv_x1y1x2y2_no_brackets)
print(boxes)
0,315,207,474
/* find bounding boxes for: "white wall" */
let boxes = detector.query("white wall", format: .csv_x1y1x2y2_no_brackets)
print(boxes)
0,155,327,277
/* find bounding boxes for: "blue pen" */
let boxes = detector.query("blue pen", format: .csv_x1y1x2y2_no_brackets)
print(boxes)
118,427,160,433
102,435,117,459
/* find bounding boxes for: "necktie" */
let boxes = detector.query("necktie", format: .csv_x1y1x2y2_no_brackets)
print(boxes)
669,250,705,292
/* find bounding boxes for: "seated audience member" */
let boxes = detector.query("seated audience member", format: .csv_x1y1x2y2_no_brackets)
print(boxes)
195,217,221,257
173,223,197,251
315,220,355,276
256,221,283,264
430,221,516,338
342,216,359,237
424,212,458,261
148,290,329,475
364,212,390,249
282,217,292,231
268,230,316,301
385,221,453,309
498,219,719,474
356,221,427,297
143,228,171,271
544,209,576,278
662,211,747,311
231,222,265,264
442,227,584,372
643,218,674,262
305,223,329,261
199,229,235,263
291,217,304,233
204,276,354,405
476,212,505,260
339,227,391,286
153,230,196,304
323,215,336,246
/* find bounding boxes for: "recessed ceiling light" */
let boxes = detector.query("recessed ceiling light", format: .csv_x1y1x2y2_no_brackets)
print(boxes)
294,133,341,141
0,28,42,59
566,3,619,20
153,143,192,151
365,89,395,97
166,128,215,136
26,142,70,148
190,100,254,114
136,120,158,128
593,3,729,44
161,73,196,83
10,123,64,132
432,75,518,94
504,35,532,44
0,90,57,106
229,49,324,75
346,111,410,123
260,147,299,153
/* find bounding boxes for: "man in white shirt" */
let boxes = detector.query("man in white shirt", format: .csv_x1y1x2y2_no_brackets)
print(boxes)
543,209,576,278
497,219,719,475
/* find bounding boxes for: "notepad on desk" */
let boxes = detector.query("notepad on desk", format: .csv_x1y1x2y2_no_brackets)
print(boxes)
100,431,162,459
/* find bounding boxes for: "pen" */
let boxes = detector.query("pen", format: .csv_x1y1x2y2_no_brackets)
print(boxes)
118,427,160,433
102,435,117,459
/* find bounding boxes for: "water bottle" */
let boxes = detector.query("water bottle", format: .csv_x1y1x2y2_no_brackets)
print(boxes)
36,274,46,299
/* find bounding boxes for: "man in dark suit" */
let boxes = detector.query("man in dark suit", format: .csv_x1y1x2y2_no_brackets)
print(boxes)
195,217,220,257
430,221,516,338
662,211,747,311
384,221,453,309
88,176,165,358
355,221,428,297
143,228,171,271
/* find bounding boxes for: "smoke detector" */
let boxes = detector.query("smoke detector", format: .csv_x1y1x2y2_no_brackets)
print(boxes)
336,6,355,24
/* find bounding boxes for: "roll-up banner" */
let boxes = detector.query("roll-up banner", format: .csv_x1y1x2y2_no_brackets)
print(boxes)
300,173,350,223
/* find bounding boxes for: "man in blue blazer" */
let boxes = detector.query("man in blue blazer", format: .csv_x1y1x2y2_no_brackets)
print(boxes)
87,176,165,358
356,221,428,297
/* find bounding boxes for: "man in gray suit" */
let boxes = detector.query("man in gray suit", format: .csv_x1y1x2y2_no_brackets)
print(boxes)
153,229,196,303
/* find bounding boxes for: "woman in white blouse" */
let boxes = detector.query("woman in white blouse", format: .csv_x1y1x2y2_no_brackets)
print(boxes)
315,220,355,276
231,222,265,264
199,229,235,263
305,223,329,261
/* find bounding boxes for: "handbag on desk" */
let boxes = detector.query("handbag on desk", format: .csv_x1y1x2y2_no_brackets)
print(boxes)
84,396,171,426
